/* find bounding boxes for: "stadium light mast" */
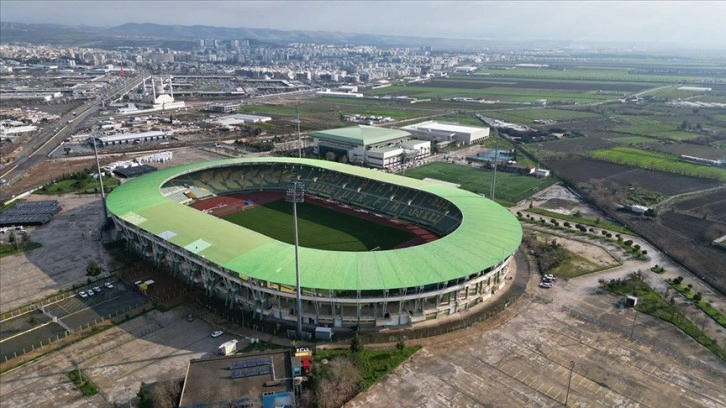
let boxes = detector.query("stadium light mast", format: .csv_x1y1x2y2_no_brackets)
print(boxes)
286,180,305,338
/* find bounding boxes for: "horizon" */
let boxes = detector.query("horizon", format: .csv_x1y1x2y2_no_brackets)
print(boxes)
1,1,725,50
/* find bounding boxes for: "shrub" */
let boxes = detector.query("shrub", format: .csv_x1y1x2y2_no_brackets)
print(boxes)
624,240,633,246
674,276,684,285
693,292,703,302
642,250,647,255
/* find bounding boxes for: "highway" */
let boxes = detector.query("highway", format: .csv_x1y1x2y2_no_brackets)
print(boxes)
0,75,145,195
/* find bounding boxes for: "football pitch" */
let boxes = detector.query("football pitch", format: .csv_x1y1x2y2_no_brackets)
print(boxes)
221,200,415,251
404,162,555,205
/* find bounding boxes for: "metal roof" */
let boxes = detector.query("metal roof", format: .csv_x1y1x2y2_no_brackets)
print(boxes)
97,131,167,143
312,125,410,147
106,158,521,291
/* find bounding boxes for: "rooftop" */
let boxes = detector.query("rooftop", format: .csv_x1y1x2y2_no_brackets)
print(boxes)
312,125,410,146
179,349,294,408
401,120,488,134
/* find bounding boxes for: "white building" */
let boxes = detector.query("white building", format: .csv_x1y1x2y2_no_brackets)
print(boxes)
400,121,490,145
311,125,430,169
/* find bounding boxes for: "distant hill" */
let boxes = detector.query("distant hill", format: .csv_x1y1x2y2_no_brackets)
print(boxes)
0,21,492,50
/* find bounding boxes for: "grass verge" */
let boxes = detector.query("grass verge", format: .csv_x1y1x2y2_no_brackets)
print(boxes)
0,241,42,258
68,368,98,396
667,280,726,328
316,346,421,389
601,275,726,362
528,207,631,234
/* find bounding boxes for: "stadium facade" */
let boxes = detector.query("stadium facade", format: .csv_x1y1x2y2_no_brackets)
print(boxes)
107,158,521,329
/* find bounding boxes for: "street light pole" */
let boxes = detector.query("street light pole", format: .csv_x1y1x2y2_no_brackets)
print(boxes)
286,181,305,339
630,308,638,338
92,128,109,223
565,360,575,406
296,104,302,158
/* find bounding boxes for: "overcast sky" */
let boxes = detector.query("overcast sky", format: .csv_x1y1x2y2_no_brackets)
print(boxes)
2,1,725,48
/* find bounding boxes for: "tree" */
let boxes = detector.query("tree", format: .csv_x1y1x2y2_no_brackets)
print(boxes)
138,382,153,408
693,292,703,303
350,334,363,353
86,259,102,277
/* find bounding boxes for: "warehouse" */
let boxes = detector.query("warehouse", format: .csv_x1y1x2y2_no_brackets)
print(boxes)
400,120,490,145
93,131,169,147
312,125,430,169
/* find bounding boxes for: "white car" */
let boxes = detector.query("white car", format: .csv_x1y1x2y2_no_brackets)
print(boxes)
87,290,95,296
539,282,552,289
78,291,88,298
104,282,114,289
93,286,102,294
211,330,223,338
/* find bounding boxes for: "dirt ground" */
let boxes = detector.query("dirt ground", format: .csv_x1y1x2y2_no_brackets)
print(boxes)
526,227,622,271
528,184,601,218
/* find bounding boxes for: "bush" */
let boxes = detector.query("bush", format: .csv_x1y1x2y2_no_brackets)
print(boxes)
350,334,363,353
693,292,703,302
674,276,684,285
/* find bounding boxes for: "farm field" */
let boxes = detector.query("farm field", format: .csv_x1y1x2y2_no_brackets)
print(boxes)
545,158,718,196
483,107,602,123
403,162,555,205
539,136,615,155
367,84,614,104
610,116,698,141
590,147,726,181
221,199,414,251
652,143,726,160
409,77,652,92
475,67,724,83
673,189,726,223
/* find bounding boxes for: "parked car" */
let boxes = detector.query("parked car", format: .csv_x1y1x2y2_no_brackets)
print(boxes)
104,282,114,289
211,330,223,338
93,286,102,294
539,282,552,288
186,314,194,322
87,290,95,296
133,280,142,286
78,291,88,298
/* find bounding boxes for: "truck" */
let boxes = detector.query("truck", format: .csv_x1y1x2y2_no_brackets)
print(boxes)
315,327,333,341
218,339,238,356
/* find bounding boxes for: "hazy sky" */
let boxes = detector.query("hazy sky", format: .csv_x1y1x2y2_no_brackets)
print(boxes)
2,1,725,48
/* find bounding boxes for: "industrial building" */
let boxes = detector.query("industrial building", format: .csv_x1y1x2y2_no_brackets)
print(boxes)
94,130,169,147
214,114,273,127
311,125,430,169
400,121,490,145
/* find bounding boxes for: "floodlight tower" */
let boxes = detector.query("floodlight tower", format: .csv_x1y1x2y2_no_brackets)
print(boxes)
286,180,305,338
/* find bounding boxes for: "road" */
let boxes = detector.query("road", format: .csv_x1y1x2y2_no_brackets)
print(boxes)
0,75,145,196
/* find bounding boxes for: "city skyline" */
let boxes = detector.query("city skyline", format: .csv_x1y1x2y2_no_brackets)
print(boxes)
1,1,725,49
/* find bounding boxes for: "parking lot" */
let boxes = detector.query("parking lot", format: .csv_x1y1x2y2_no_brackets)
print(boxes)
0,280,150,362
348,274,726,407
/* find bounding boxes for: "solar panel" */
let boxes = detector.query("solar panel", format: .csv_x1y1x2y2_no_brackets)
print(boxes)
230,365,271,378
230,358,269,370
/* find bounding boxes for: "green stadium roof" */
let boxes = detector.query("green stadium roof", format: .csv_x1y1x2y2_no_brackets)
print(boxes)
311,125,411,146
106,158,522,291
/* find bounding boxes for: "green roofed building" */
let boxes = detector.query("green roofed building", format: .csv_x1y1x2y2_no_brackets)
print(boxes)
107,158,521,330
312,125,430,169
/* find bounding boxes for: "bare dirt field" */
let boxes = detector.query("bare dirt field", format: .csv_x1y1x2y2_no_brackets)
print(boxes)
528,184,602,218
673,188,726,223
348,274,726,408
546,158,717,196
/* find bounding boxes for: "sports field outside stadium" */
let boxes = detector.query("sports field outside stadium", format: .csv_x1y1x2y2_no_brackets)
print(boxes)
221,199,415,251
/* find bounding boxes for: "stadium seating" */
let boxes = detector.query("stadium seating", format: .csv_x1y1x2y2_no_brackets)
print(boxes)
161,163,463,235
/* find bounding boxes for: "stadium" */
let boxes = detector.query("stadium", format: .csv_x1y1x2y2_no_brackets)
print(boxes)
106,158,522,329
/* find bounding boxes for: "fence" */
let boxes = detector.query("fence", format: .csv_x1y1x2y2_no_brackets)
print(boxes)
2,299,151,364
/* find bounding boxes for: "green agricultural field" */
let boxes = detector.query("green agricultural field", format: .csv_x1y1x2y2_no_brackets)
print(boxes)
484,108,602,123
476,67,716,83
610,116,699,141
591,147,726,181
607,136,659,145
366,85,613,104
403,162,555,206
222,200,414,251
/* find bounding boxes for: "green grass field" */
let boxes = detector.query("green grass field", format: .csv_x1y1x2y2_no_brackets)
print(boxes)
484,108,602,123
404,162,555,206
222,200,414,251
366,85,614,104
610,116,698,141
476,67,718,83
591,147,726,181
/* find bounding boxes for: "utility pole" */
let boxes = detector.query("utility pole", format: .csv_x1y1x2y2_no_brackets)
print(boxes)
565,360,575,406
286,181,305,339
630,308,638,338
490,131,499,200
